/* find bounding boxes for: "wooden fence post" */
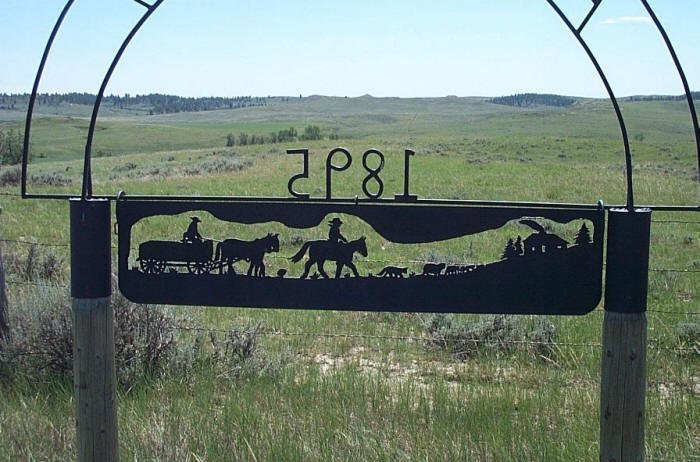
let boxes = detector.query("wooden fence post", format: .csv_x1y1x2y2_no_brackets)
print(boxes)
600,208,651,462
0,207,10,344
70,198,118,462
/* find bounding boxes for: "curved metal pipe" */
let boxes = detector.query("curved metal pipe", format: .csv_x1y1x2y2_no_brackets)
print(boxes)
640,0,700,196
23,0,691,212
546,0,635,210
21,0,75,198
81,0,165,198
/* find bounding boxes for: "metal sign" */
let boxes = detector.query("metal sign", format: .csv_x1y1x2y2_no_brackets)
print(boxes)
117,148,604,314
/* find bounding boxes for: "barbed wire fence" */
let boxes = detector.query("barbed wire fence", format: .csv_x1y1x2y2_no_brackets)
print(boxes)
3,285,698,357
1,217,698,357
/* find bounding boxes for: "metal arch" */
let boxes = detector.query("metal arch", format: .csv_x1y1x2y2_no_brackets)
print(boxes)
82,0,165,198
641,0,700,195
21,0,76,198
577,1,603,34
19,1,696,211
546,0,635,210
21,0,164,199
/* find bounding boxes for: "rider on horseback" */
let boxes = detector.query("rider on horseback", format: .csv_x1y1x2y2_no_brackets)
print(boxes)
327,217,347,245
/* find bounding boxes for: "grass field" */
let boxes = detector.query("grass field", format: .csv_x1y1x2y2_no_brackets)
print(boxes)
0,96,698,460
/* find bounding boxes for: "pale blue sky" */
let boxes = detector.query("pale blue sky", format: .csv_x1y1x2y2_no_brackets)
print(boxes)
1,0,698,98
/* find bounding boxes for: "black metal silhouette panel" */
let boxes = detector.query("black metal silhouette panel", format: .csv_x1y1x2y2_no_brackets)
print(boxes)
117,199,604,315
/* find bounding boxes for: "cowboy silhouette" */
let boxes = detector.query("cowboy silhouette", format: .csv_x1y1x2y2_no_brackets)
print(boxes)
327,217,347,244
182,216,203,243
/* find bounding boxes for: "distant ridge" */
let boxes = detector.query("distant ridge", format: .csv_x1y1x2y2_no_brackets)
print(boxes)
1,91,697,115
625,92,700,102
0,92,287,114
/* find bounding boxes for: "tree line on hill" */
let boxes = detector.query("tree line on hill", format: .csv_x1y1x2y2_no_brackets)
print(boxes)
486,91,699,108
3,91,696,114
625,91,700,102
226,125,335,147
488,93,575,108
0,93,295,114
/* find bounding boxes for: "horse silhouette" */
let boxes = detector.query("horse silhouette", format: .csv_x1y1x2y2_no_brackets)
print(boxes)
215,233,279,277
290,237,367,279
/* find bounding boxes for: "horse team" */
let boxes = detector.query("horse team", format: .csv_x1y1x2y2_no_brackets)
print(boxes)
213,234,367,279
140,219,472,279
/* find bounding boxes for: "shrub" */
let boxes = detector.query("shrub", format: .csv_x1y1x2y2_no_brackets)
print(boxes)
277,127,297,142
300,125,322,141
0,287,179,388
208,322,277,379
675,321,700,346
0,166,21,186
29,172,72,187
250,134,265,145
527,318,557,357
3,245,64,282
1,286,74,377
422,314,557,360
184,157,252,175
1,286,284,386
0,128,24,165
168,320,290,382
112,162,138,173
146,166,175,178
112,293,177,386
0,168,69,188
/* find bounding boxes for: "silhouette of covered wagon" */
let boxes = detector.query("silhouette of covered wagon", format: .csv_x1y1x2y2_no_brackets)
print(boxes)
136,233,280,276
137,239,214,274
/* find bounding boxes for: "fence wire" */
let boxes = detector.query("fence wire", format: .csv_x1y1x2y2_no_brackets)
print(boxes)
5,322,696,360
651,219,700,224
168,323,698,354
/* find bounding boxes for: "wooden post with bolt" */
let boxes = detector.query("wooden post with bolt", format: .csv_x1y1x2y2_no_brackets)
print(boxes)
600,208,651,462
71,198,119,462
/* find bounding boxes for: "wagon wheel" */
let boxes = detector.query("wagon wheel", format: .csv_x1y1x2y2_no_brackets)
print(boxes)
187,260,211,275
140,258,166,274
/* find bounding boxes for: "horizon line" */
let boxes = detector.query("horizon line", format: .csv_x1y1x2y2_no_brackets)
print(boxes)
1,91,697,100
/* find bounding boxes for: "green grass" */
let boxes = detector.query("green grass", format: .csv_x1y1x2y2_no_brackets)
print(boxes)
0,95,698,460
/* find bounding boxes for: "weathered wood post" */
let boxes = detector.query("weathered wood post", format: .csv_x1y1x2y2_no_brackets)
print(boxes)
70,198,118,461
0,207,10,344
600,208,651,462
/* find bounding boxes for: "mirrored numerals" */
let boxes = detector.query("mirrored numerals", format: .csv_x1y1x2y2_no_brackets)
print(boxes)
361,149,385,199
286,148,310,199
288,147,415,201
325,147,353,200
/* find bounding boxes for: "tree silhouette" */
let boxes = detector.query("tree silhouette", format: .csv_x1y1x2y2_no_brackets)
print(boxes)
0,128,24,165
502,238,517,260
575,223,591,245
277,127,297,142
300,125,322,141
